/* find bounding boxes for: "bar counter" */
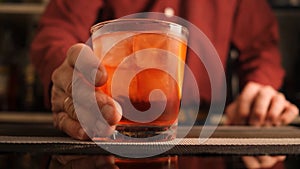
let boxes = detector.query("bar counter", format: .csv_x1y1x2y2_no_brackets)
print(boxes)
1,112,300,169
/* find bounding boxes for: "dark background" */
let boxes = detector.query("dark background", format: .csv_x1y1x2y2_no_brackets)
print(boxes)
0,0,299,112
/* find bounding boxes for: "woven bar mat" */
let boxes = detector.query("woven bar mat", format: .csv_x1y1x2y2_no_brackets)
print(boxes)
1,123,300,155
1,136,300,155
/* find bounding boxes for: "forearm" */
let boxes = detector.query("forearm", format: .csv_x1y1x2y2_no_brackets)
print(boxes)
232,0,284,89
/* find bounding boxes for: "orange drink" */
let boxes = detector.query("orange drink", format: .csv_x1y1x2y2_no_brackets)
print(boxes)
91,19,188,141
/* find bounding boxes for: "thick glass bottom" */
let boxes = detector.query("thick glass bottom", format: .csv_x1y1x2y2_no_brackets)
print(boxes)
111,124,177,141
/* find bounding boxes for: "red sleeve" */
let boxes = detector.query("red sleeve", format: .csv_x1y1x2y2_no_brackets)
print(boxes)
232,0,285,90
30,0,103,108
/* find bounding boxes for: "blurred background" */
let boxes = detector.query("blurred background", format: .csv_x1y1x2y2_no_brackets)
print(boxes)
0,0,299,113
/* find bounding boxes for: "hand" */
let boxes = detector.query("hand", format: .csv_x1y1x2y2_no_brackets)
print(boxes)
242,156,285,169
51,43,122,140
225,81,299,126
49,155,118,169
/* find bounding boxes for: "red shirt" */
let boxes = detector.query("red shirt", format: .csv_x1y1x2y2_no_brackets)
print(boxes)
30,0,284,107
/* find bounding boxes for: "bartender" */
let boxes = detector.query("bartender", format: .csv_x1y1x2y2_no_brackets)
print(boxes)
30,1,298,167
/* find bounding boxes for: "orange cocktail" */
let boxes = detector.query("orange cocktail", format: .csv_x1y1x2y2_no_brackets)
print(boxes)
91,19,188,141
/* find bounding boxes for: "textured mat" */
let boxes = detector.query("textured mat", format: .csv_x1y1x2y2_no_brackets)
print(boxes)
1,123,300,155
1,112,300,155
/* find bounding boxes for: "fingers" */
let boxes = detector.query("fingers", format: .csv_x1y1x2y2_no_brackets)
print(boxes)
52,43,107,94
69,73,122,138
224,102,237,125
63,96,77,120
53,112,89,140
51,43,107,97
226,82,261,125
51,61,74,95
51,85,69,112
51,43,121,140
251,90,298,126
51,80,77,120
52,69,122,139
275,155,286,161
249,86,276,126
96,93,123,126
265,93,286,126
67,43,107,87
242,156,261,169
256,156,281,168
93,120,117,139
242,155,285,169
280,102,299,124
72,71,122,125
237,82,262,124
225,81,299,126
73,99,120,138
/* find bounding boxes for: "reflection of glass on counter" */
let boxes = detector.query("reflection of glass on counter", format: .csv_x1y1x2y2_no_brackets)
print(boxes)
48,155,179,169
116,156,178,169
46,154,294,169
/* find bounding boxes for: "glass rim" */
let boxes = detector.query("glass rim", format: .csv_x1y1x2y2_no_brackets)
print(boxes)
90,18,189,35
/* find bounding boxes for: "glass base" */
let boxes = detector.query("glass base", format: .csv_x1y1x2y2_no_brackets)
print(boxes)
110,125,177,141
